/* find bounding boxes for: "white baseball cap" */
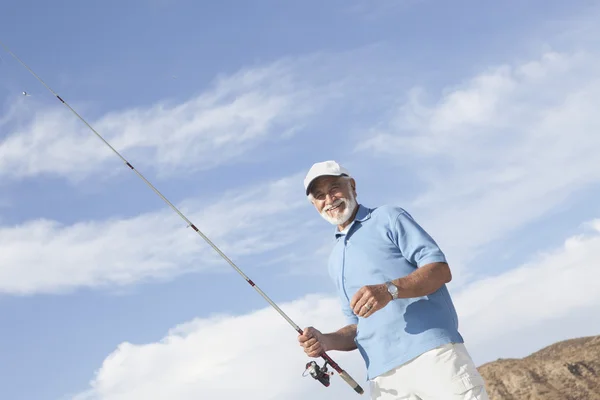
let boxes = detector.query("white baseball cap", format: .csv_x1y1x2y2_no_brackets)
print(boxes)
303,160,351,195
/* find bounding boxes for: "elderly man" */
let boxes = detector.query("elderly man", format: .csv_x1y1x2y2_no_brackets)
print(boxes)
298,160,489,399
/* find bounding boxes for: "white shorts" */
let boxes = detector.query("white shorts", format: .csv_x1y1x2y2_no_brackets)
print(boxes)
369,342,489,400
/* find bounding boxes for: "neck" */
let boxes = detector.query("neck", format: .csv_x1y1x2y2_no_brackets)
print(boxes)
337,204,360,231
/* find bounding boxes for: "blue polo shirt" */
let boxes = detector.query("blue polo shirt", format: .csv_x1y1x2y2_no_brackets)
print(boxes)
328,204,463,380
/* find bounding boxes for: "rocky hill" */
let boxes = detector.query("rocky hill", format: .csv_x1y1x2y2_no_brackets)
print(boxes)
479,335,600,399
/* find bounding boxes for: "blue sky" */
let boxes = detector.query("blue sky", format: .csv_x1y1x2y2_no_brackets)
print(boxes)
1,1,600,399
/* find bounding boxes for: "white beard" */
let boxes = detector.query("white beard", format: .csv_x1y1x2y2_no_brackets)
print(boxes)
320,194,358,226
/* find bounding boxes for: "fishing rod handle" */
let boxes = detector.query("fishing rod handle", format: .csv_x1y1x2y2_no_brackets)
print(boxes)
339,370,364,394
321,353,364,394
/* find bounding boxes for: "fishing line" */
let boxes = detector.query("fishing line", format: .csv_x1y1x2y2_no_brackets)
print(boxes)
0,39,364,395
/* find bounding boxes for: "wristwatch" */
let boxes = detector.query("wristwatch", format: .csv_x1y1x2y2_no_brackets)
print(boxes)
385,281,399,300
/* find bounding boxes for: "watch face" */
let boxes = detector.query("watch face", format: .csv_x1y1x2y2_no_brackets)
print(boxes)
387,282,398,294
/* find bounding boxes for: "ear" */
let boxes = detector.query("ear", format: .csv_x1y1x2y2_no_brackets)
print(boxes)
350,178,357,195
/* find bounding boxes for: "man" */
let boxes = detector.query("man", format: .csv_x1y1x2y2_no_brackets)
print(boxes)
298,160,489,399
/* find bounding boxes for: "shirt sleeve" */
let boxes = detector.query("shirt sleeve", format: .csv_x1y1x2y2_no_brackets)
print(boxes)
393,209,447,267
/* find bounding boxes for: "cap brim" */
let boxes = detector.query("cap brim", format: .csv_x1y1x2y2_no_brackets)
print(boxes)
305,173,348,195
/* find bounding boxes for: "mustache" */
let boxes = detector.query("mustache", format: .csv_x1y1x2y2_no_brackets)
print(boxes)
323,199,345,211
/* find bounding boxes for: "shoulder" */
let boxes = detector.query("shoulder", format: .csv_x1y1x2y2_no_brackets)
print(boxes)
366,205,428,237
360,205,415,237
368,204,412,222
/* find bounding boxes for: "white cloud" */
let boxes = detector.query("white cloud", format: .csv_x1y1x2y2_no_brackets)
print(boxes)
0,173,321,295
357,48,600,277
0,45,401,183
72,218,600,399
72,294,367,400
0,60,326,181
455,218,600,364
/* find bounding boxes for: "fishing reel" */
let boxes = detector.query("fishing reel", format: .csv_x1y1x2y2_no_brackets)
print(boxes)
303,360,334,387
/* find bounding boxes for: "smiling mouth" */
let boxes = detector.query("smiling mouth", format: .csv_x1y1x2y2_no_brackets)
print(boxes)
327,202,343,213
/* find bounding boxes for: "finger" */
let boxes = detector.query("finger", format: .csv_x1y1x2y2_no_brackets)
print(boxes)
307,344,323,357
351,288,369,309
300,329,315,341
299,339,312,348
349,287,365,308
362,306,376,318
362,302,379,318
307,342,322,353
358,304,368,317
353,294,372,315
359,297,377,317
359,306,370,318
304,327,317,336
306,346,321,357
300,332,315,341
298,335,309,343
352,293,366,313
354,301,367,316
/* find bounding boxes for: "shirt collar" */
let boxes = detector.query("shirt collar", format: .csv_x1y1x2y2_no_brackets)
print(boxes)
334,204,371,238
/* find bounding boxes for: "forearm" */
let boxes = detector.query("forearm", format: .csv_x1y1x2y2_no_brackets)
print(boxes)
391,262,452,298
323,324,357,352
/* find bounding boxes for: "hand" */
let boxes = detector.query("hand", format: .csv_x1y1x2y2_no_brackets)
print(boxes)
350,284,392,318
298,327,329,358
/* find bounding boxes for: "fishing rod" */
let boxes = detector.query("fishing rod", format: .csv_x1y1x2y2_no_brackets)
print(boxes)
0,40,364,395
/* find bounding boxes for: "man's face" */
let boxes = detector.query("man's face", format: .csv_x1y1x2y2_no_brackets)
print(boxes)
309,175,357,226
